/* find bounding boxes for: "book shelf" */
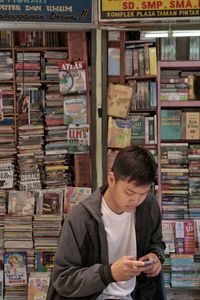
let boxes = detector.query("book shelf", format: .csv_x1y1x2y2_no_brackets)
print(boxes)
103,31,200,296
0,29,94,298
105,30,158,183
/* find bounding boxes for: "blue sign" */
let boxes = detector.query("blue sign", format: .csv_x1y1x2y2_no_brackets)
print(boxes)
0,0,92,23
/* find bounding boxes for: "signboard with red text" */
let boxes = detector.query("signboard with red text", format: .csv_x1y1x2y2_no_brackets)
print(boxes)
99,0,200,21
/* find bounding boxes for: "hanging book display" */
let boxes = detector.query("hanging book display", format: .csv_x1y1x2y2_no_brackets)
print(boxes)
66,124,90,154
58,61,87,95
63,95,87,125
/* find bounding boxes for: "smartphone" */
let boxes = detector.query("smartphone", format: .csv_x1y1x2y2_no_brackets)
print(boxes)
139,260,157,267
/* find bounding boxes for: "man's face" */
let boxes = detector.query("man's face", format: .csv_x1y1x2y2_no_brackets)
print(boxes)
105,172,151,214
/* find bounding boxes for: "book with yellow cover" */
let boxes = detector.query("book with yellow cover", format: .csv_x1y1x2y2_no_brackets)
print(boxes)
148,47,157,76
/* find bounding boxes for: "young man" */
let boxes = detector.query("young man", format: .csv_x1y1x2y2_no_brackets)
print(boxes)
47,145,166,300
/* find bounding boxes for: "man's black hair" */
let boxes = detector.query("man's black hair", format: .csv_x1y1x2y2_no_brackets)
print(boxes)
111,145,157,185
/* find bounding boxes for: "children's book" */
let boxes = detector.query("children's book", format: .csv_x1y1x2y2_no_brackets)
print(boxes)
63,95,87,125
64,186,91,213
4,251,27,286
28,271,50,300
58,60,87,95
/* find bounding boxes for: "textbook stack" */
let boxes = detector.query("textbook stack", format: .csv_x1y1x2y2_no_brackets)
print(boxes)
161,143,189,219
188,144,200,219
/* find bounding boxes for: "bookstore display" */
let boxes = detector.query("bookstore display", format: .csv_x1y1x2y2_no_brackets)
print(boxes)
106,31,200,298
0,30,93,298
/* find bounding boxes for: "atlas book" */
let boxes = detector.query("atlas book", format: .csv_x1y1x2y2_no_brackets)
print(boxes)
107,82,133,119
58,60,87,95
63,95,87,125
3,251,27,286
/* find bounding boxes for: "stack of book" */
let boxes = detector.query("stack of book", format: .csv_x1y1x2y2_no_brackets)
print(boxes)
4,251,28,300
188,144,200,219
44,83,74,188
0,117,17,189
15,52,41,82
171,254,200,288
161,143,189,219
44,51,67,81
4,215,34,274
1,84,14,115
33,189,63,253
0,51,13,80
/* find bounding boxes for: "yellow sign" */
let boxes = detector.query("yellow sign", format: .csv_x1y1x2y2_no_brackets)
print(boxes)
99,0,200,20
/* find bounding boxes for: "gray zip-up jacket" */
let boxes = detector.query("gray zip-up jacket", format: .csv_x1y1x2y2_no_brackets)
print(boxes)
47,188,165,300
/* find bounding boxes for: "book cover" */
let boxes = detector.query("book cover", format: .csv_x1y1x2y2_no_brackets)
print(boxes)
160,110,182,140
19,170,41,191
183,112,200,140
64,186,92,213
4,251,27,286
36,189,63,215
129,114,145,144
0,270,3,300
188,74,197,100
8,191,35,215
74,153,92,187
108,48,120,76
184,220,195,254
162,220,175,254
148,47,157,76
35,252,55,272
107,82,133,119
0,162,14,189
125,49,133,76
66,124,90,153
58,60,87,95
28,271,50,300
107,117,131,148
63,95,87,125
0,90,3,120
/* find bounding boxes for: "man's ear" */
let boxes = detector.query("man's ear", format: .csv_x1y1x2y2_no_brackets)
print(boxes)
107,171,115,186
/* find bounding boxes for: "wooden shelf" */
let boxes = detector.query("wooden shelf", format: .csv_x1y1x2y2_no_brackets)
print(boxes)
160,101,200,107
125,75,156,80
159,60,200,69
14,47,68,51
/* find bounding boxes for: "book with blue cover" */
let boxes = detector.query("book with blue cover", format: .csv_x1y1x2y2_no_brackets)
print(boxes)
161,110,182,140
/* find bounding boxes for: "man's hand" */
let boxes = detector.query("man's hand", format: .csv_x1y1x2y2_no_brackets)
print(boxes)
138,253,162,277
111,256,145,282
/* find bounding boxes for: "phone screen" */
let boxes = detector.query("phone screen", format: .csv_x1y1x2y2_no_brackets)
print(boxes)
143,260,157,267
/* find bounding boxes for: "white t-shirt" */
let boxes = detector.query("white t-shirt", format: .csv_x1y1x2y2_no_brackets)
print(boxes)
97,197,137,300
